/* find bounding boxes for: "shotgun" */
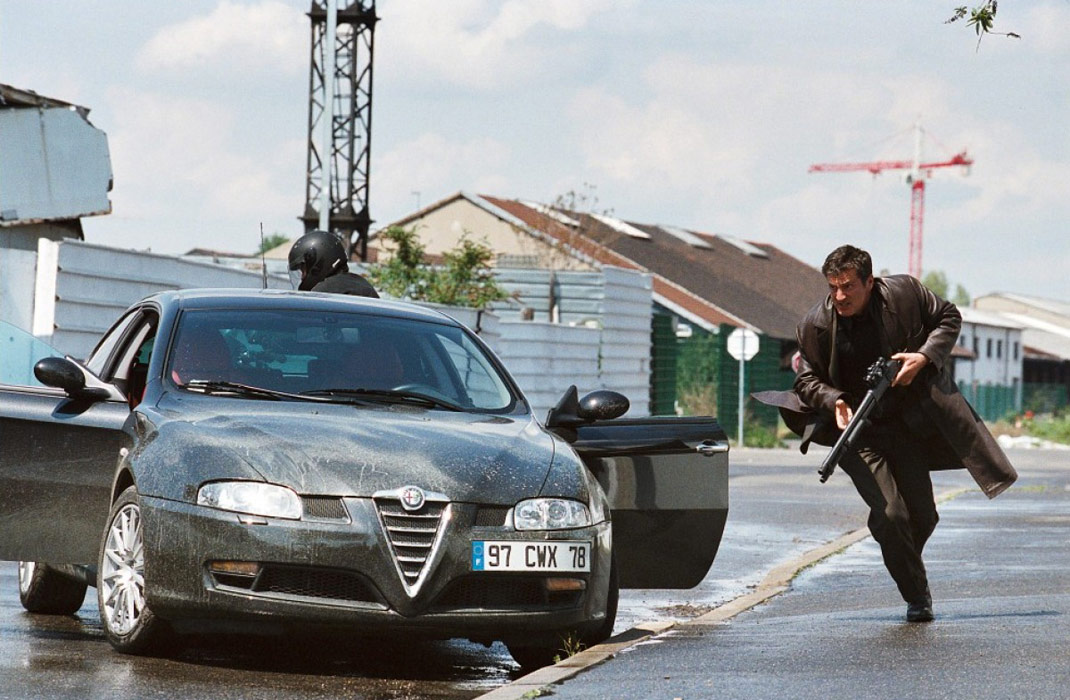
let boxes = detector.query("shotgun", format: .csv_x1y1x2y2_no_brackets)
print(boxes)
819,358,902,483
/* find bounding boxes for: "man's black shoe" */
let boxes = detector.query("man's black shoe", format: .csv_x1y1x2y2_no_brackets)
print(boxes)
906,600,934,623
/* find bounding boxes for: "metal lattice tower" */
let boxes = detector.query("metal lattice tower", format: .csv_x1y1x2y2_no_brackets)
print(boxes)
302,1,378,260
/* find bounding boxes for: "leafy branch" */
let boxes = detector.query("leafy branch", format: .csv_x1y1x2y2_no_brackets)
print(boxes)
367,226,508,309
946,2,1020,51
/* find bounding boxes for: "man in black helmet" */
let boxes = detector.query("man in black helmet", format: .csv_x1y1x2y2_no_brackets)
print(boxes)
287,230,378,297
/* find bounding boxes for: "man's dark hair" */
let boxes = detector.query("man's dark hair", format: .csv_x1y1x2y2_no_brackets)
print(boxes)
822,245,873,281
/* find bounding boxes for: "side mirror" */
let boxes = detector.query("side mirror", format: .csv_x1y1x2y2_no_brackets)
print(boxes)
34,357,112,400
546,385,630,429
577,390,630,421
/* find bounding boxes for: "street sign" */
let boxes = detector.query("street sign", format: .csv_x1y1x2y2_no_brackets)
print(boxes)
726,328,760,447
726,328,760,361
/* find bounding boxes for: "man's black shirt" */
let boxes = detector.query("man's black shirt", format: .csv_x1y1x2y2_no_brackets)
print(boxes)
834,290,905,421
312,272,379,298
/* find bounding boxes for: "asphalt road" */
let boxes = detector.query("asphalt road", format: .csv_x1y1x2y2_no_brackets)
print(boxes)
512,446,1070,700
3,447,1062,699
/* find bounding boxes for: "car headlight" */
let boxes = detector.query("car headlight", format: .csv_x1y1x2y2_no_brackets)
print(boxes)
513,498,591,531
197,481,302,520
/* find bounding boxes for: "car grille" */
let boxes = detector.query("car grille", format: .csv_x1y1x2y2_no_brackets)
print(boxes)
474,505,509,527
431,575,583,612
374,494,449,595
300,495,349,521
212,565,380,604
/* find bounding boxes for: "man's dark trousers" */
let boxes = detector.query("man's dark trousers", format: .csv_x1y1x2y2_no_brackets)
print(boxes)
839,429,938,604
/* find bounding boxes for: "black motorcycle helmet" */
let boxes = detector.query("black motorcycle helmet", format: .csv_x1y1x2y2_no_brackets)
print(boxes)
288,230,349,291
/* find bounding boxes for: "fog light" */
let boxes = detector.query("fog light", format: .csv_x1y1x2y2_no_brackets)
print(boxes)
208,560,260,577
544,577,586,592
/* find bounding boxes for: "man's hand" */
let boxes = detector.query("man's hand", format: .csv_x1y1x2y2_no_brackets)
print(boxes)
891,352,929,386
834,398,853,430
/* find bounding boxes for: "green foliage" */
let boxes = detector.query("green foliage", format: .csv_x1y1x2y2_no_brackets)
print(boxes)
946,2,1020,51
921,270,949,298
922,269,969,306
743,420,784,448
1020,413,1070,445
676,332,720,416
429,236,510,308
952,284,971,307
256,233,290,255
367,226,508,309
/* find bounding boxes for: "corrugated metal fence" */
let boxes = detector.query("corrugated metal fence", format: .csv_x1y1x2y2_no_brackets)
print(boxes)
11,240,653,418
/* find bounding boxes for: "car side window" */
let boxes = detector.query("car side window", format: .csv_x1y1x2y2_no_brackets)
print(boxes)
0,320,64,388
86,311,141,376
106,313,159,408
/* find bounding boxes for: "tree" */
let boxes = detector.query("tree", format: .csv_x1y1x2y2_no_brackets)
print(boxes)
256,233,290,255
922,270,970,306
367,226,508,309
922,270,950,298
946,2,1020,51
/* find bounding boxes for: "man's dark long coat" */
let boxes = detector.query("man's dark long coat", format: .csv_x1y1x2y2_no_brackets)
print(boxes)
764,275,1017,499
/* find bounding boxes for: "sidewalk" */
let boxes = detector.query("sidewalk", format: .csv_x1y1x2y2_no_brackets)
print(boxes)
482,447,1070,699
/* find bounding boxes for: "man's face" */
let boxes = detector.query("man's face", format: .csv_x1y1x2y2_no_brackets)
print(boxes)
827,268,874,318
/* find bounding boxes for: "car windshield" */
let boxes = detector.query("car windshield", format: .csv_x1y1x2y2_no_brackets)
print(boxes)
167,309,518,412
0,321,64,388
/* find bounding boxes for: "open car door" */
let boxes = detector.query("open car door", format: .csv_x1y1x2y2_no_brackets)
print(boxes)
548,388,729,589
0,315,148,566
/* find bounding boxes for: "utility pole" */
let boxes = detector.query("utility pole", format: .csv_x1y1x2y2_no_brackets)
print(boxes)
302,0,378,260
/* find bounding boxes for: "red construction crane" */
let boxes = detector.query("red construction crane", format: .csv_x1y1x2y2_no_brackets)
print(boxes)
809,125,973,278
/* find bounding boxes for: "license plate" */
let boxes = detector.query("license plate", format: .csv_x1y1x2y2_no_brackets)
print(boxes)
471,540,590,572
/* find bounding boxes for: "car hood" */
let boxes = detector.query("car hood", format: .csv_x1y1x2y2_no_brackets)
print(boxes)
151,398,560,504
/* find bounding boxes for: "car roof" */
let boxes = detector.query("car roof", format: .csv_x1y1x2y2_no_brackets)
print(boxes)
145,288,463,327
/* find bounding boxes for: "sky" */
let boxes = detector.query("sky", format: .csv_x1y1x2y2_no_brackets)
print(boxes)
1,1,1067,302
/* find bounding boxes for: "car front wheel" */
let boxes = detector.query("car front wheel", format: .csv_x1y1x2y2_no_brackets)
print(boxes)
506,558,619,671
18,561,88,615
97,486,170,654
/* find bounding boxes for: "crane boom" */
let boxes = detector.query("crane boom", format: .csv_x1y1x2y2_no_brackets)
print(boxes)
809,151,973,175
809,123,972,278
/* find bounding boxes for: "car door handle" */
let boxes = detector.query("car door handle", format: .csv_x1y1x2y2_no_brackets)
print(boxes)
694,440,729,456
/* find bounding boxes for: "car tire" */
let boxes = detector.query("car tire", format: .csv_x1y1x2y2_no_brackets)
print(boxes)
17,561,88,615
581,555,619,648
506,557,620,671
97,486,171,655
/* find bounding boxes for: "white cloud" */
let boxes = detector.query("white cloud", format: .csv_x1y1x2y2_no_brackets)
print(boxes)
375,132,511,220
137,1,305,76
378,0,624,88
104,88,301,225
1021,3,1070,56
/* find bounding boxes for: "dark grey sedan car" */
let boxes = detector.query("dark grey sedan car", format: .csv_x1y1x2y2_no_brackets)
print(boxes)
0,289,728,668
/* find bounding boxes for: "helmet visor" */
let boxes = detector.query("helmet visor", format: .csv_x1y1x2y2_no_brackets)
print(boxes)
288,268,304,290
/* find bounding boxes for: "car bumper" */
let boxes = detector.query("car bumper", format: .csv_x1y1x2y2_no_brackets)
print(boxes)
140,495,612,641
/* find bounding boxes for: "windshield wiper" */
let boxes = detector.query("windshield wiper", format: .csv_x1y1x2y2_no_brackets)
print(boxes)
302,388,463,411
184,380,329,403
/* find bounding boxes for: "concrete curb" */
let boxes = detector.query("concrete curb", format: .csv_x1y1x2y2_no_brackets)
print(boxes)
475,486,974,700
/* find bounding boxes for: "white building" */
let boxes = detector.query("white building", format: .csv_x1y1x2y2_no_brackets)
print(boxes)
954,307,1024,412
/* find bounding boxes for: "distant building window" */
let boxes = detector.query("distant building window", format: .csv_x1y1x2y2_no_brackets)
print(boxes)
986,338,992,358
973,337,979,356
1014,342,1019,361
997,339,1003,359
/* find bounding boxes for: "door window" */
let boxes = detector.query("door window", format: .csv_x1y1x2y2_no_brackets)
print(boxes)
86,311,141,376
105,312,159,408
0,321,63,387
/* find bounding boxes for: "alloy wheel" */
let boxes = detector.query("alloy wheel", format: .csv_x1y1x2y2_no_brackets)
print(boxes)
99,503,146,635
